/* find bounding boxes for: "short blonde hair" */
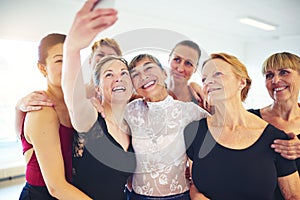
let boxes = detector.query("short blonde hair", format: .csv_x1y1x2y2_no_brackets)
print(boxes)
262,52,300,75
203,53,252,101
91,38,122,56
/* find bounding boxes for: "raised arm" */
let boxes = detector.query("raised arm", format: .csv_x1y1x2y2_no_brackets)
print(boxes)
62,0,118,132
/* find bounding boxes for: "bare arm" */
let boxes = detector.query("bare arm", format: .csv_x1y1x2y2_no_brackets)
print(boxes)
62,0,117,132
15,91,52,138
271,133,300,160
278,171,300,200
25,107,91,199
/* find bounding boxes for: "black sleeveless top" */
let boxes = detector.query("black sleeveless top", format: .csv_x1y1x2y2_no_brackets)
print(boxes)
72,114,136,200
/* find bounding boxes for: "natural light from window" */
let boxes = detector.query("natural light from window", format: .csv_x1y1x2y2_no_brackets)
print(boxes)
0,39,45,142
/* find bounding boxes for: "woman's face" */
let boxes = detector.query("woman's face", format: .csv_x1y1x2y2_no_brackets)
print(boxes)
90,45,118,69
98,59,133,104
264,67,300,102
169,45,199,84
130,58,167,99
41,43,64,87
201,58,242,104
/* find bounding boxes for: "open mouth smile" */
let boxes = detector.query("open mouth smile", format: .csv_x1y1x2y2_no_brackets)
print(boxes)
273,86,288,92
112,86,126,92
141,80,156,89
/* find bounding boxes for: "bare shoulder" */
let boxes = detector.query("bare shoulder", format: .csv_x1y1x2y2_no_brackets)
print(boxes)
25,106,59,131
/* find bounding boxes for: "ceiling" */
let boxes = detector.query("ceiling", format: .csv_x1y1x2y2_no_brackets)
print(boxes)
0,0,299,43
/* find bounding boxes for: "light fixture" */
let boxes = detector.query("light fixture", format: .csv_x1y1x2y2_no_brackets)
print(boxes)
239,17,276,31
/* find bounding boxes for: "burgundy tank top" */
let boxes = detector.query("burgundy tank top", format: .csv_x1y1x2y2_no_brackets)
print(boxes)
21,120,74,186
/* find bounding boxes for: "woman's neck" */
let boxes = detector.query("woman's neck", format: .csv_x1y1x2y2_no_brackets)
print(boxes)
267,100,300,121
169,83,191,102
102,102,127,125
146,88,169,102
209,99,248,129
46,85,64,104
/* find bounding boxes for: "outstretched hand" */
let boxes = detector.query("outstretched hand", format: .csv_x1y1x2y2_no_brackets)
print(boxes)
271,132,300,160
16,90,53,112
66,0,118,51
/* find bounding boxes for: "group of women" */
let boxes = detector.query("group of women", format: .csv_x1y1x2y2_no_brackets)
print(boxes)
15,0,300,199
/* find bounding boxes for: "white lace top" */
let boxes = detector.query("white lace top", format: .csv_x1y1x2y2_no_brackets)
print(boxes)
125,95,209,196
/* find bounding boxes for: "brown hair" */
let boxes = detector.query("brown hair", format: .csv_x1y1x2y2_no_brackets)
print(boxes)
203,53,252,101
169,40,201,66
128,54,163,71
38,33,66,64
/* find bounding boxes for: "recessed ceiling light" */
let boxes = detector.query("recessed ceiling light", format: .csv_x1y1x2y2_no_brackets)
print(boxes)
239,17,276,31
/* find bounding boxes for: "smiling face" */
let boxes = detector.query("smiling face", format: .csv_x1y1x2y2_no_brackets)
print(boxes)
264,68,300,102
201,58,243,104
130,57,167,100
262,52,300,103
169,45,199,84
96,59,133,104
38,43,64,87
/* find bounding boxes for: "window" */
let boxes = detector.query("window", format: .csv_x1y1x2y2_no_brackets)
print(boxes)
0,39,44,142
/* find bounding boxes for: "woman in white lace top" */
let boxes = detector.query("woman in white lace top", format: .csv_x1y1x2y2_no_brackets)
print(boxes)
125,54,209,199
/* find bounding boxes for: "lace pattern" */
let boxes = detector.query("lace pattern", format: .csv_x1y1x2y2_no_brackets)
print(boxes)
73,120,104,157
125,96,208,196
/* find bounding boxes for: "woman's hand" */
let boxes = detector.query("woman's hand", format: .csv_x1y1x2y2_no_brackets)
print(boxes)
189,82,214,114
66,0,118,51
16,90,53,112
271,133,300,160
189,82,204,107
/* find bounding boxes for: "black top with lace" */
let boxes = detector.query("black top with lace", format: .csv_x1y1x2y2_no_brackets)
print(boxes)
72,114,136,200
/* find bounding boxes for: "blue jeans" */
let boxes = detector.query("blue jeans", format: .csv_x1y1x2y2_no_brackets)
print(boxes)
129,190,190,200
19,182,56,200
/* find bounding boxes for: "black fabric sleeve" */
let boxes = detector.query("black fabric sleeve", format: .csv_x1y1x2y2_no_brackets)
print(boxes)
184,121,200,161
247,109,262,118
270,126,298,177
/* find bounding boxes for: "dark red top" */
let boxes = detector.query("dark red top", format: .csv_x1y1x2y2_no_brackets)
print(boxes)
21,117,74,186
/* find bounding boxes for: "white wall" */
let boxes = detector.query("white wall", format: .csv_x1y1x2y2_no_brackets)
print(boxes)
92,11,300,110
